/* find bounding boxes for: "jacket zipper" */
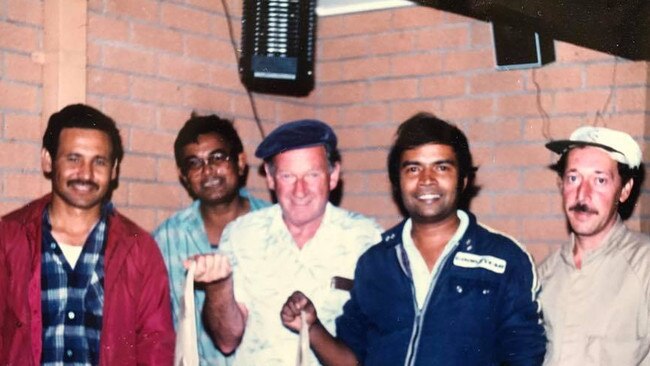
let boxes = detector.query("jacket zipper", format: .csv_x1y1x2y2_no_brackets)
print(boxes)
401,241,460,366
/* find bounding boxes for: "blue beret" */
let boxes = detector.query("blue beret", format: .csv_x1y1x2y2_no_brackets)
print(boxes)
255,119,337,160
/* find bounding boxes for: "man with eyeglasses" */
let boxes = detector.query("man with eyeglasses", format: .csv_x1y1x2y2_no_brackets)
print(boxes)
154,114,270,365
186,119,383,365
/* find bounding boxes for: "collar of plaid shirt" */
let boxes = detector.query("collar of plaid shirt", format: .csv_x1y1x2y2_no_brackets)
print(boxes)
40,203,112,365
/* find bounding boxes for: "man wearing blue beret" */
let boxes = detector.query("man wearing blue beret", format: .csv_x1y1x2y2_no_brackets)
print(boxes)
187,119,382,365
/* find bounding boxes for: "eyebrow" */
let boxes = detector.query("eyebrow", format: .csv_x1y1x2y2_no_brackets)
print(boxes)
401,159,456,168
185,148,229,160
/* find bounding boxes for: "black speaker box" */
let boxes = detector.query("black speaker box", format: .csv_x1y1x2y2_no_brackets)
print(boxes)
239,0,317,96
492,22,555,70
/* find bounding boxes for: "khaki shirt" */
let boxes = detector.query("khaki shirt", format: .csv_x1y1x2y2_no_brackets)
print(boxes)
538,216,650,365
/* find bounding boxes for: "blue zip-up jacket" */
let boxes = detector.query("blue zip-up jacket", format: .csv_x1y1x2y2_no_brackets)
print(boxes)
336,211,546,366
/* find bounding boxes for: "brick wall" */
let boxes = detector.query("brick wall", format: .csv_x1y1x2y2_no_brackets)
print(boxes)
0,1,648,262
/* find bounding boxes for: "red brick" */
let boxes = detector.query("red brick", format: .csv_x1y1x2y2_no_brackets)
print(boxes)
88,14,129,42
161,3,211,34
553,90,612,114
470,72,525,94
367,31,416,56
470,23,492,47
341,11,393,35
369,79,418,101
318,16,346,38
391,6,443,29
443,49,493,72
340,104,390,126
0,22,38,52
342,172,368,194
527,66,583,90
441,97,494,119
87,42,102,65
231,95,276,120
276,104,317,123
320,37,370,60
344,150,386,171
159,55,210,84
102,99,156,128
555,41,611,63
4,113,42,141
493,193,555,215
4,53,41,83
337,127,366,149
420,75,466,97
366,125,398,148
443,11,473,24
525,243,559,264
475,168,520,191
158,158,180,183
129,182,184,208
87,68,129,96
523,117,583,141
210,16,231,39
615,87,647,112
469,146,493,168
317,62,342,83
0,81,38,111
107,0,159,22
130,129,176,155
523,167,558,191
496,94,552,117
316,83,367,105
3,172,49,198
0,201,23,216
7,0,42,25
392,100,443,123
182,86,231,111
340,194,395,218
208,63,241,90
117,207,157,232
103,46,157,75
120,155,157,180
186,0,222,12
465,119,521,143
521,218,569,241
341,57,391,81
158,107,192,131
132,77,183,105
0,142,40,168
185,36,235,63
415,26,469,50
493,144,548,166
132,23,183,54
391,53,443,76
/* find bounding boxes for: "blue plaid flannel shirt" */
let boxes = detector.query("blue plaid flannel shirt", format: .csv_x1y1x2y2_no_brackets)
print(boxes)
41,205,109,365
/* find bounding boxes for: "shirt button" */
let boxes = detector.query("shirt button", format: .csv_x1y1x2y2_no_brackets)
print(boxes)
67,311,75,320
66,349,73,357
50,242,57,249
482,289,490,295
456,285,463,293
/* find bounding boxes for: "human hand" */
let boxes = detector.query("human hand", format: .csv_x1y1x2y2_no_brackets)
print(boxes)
184,253,232,284
280,291,318,333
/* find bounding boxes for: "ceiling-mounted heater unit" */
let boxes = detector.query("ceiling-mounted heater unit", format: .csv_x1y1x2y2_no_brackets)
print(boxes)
239,0,317,96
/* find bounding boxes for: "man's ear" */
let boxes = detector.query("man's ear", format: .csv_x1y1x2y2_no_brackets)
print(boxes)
556,176,563,192
41,148,53,176
619,178,634,203
328,162,341,191
177,167,189,187
237,152,247,176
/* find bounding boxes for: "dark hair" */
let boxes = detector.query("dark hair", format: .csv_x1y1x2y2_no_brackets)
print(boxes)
388,112,478,212
42,104,124,164
550,145,643,219
173,113,243,171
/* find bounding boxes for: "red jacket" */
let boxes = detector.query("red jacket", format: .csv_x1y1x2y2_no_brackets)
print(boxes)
0,195,175,365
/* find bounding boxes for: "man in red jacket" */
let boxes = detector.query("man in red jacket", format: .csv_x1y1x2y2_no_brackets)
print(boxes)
0,104,175,365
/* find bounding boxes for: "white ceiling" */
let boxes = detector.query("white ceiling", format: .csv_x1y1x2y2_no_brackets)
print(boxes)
316,0,414,16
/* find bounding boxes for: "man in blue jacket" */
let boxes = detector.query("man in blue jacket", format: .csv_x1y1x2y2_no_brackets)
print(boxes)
281,112,546,365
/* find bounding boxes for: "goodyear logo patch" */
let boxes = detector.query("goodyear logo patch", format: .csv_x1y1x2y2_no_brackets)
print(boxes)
453,252,506,274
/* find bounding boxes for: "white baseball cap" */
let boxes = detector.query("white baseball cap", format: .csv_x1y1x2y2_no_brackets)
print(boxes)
545,126,642,169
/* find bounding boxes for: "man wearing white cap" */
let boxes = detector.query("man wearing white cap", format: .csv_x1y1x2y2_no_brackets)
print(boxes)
540,126,650,365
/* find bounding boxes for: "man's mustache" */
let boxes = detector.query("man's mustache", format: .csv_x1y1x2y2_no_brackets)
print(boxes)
569,203,598,214
67,180,99,190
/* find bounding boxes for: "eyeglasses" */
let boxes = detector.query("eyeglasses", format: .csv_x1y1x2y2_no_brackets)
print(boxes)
183,151,232,173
